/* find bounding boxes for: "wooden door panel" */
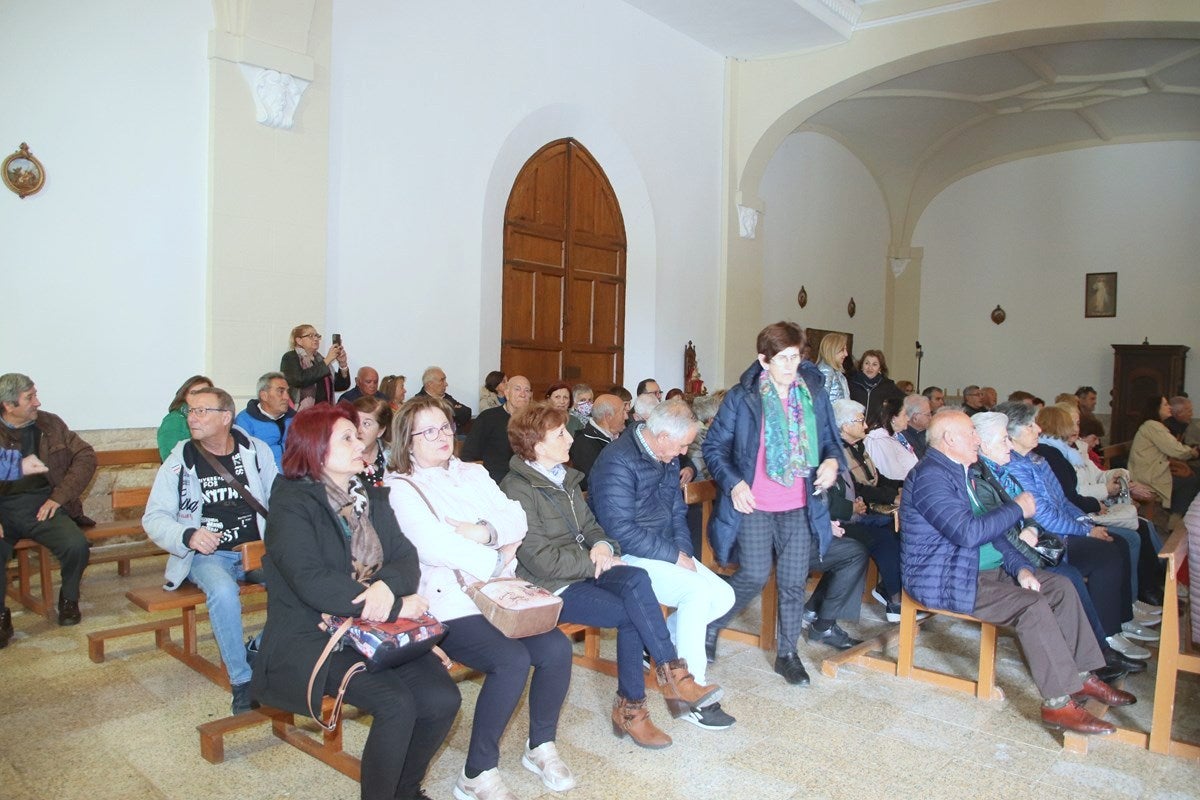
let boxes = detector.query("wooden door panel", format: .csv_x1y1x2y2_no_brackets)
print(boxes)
589,282,621,348
504,347,563,393
507,145,568,229
568,241,622,276
507,229,564,269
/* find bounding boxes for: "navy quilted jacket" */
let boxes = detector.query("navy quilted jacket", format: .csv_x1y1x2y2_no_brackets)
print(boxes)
900,448,1027,614
1000,451,1092,537
701,360,845,564
587,425,692,563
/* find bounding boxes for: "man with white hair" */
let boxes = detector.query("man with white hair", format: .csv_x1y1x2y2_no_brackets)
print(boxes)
568,393,626,490
901,409,1132,735
900,393,932,459
415,365,471,428
588,398,737,730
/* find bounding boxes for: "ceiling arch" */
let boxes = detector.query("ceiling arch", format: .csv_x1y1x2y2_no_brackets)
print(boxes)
802,36,1200,250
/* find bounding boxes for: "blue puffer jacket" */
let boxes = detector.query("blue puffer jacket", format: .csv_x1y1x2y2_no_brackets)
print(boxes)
587,425,692,563
999,451,1091,537
900,448,1027,614
701,360,845,564
234,401,296,468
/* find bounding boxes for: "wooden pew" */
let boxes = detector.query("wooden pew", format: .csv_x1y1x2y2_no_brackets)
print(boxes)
1063,525,1200,758
87,539,268,685
6,447,162,618
894,589,1003,700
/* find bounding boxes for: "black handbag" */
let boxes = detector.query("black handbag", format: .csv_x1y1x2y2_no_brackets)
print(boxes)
1030,532,1066,567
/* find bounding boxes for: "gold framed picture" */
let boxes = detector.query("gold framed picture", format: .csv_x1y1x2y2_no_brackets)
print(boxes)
3,143,45,199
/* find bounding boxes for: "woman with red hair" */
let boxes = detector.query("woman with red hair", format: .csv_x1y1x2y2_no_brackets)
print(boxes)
251,403,460,800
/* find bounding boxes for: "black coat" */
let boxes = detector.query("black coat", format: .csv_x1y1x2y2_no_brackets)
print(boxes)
460,405,514,483
279,350,351,405
251,476,423,717
567,423,613,490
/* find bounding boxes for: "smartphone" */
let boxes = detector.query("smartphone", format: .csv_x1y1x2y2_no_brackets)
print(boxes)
332,333,342,346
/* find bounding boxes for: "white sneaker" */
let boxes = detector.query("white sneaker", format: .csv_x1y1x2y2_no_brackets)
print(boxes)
1133,600,1163,617
453,767,517,800
522,740,576,792
1107,634,1152,661
1121,620,1160,642
1133,610,1161,627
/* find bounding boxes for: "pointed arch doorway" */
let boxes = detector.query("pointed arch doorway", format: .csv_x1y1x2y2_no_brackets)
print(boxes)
501,138,627,396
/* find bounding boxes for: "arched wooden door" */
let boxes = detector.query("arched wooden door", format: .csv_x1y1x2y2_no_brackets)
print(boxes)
501,139,627,396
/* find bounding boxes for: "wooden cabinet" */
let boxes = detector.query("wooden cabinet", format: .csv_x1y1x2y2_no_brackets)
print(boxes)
1110,344,1189,443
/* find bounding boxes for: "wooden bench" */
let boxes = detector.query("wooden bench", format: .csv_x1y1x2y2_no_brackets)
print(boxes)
87,580,267,687
1063,525,1200,758
895,589,1003,701
6,447,162,618
1101,441,1131,470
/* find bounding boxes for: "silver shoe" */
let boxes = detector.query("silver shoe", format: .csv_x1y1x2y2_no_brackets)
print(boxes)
1121,620,1160,642
1106,633,1152,660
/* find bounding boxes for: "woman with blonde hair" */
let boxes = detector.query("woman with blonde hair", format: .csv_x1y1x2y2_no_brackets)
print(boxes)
815,333,850,404
280,323,350,408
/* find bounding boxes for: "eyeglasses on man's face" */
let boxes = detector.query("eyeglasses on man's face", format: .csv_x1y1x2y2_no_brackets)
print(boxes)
413,422,455,441
186,407,229,417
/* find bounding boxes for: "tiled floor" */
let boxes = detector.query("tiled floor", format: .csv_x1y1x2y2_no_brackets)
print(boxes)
3,556,1199,800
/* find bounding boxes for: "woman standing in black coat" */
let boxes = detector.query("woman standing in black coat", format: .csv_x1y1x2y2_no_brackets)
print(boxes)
251,403,460,800
280,323,350,408
847,349,903,423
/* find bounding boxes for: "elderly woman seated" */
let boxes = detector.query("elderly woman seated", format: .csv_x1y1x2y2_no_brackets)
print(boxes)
499,403,724,748
1037,404,1165,609
836,399,902,505
862,396,918,482
972,412,1149,676
831,399,904,621
991,402,1151,660
686,391,725,480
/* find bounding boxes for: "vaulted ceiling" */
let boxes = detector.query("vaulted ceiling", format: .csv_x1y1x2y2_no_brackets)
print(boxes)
620,1,1200,248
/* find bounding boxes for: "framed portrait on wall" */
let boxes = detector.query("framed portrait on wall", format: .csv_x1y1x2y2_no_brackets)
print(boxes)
1084,272,1117,318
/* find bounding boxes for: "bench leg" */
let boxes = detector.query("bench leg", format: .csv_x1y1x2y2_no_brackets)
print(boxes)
897,594,918,678
760,572,778,652
976,622,998,700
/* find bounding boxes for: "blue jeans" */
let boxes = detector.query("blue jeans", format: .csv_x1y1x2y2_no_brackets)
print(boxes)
187,549,250,686
1105,526,1140,601
558,565,676,701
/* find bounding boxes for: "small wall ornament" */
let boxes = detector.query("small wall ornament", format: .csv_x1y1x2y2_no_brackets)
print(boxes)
797,285,808,308
3,143,45,198
991,305,1007,325
847,297,856,318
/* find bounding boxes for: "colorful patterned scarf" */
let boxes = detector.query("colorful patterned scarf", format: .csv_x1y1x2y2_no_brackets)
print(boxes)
759,371,819,486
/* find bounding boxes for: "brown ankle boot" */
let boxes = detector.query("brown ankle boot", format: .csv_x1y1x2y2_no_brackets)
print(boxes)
655,658,722,718
611,694,672,749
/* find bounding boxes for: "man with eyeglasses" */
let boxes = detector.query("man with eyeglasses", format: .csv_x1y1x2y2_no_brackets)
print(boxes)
144,386,278,714
0,373,95,640
899,394,933,459
461,375,532,483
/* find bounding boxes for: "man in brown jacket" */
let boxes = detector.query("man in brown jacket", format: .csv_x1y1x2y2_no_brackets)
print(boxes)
0,373,95,643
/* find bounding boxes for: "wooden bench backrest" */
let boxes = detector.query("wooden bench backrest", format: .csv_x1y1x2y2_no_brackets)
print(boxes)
1101,441,1131,470
683,479,720,570
95,448,162,468
237,540,267,572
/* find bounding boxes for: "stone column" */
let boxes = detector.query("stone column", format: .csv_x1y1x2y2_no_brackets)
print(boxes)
882,246,923,388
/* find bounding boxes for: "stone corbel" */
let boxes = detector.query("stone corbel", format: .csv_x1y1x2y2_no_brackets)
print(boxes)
889,256,911,278
209,28,315,130
737,205,761,239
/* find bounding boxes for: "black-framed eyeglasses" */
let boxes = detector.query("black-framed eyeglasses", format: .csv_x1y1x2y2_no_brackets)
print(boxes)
413,422,455,441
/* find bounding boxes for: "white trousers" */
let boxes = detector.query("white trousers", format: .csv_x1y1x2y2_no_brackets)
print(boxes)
620,555,735,685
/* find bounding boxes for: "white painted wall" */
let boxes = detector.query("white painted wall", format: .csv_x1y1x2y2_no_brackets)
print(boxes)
327,0,725,407
0,1,211,429
914,141,1200,412
758,132,891,368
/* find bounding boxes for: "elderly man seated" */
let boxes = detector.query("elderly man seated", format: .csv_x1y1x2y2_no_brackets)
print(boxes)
900,410,1133,735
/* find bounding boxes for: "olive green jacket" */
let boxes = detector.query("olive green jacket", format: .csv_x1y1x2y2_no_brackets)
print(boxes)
499,456,620,593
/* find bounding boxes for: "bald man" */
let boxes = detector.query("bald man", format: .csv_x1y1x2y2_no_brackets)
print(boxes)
461,375,532,483
338,366,385,404
569,393,626,490
901,410,1132,735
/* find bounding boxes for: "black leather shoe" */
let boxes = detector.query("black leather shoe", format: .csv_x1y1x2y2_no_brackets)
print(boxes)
57,596,81,626
231,682,253,715
0,607,12,648
1139,587,1164,608
773,653,811,685
705,626,719,664
1105,648,1147,674
1093,665,1128,685
806,623,862,651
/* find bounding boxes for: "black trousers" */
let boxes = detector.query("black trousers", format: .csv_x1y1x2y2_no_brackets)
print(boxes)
0,487,90,602
326,649,461,800
439,614,572,774
1063,534,1132,636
